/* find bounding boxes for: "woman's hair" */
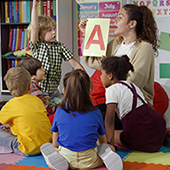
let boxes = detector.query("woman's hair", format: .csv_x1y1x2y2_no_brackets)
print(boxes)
122,4,159,56
27,15,56,40
101,55,134,80
60,69,95,115
17,57,42,76
4,67,31,97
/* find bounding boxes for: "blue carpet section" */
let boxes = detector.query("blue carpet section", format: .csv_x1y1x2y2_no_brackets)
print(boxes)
158,145,170,153
116,149,132,159
15,155,48,168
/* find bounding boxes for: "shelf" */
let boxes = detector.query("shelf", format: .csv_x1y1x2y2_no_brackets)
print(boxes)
1,22,30,26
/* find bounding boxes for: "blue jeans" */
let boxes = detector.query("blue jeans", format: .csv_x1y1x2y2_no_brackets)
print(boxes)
0,128,28,156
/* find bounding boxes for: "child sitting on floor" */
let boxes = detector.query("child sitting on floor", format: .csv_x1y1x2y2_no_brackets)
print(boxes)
17,57,59,116
40,69,123,170
0,67,52,156
100,55,167,152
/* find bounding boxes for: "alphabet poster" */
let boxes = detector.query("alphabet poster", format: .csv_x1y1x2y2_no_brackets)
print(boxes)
127,0,170,97
83,18,110,56
75,0,122,58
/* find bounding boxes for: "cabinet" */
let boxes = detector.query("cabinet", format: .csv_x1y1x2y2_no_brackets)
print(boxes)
0,0,31,93
0,0,59,94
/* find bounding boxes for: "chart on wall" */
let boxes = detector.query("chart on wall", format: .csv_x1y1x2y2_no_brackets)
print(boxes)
127,0,170,97
75,0,122,58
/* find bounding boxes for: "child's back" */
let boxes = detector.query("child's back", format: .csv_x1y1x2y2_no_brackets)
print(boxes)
1,94,52,155
0,67,52,156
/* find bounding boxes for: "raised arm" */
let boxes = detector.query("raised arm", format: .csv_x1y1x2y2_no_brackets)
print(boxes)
31,0,40,45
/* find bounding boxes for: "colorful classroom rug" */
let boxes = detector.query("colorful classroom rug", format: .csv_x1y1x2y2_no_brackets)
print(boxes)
0,144,170,170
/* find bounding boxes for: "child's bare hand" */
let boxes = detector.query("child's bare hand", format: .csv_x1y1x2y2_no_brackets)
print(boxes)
1,124,10,132
107,143,116,152
33,0,40,6
78,19,88,34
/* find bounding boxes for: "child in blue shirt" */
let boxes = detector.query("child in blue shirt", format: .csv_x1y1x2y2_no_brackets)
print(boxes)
40,69,123,170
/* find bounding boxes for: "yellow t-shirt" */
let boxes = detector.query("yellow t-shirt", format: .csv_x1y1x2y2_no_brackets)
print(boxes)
0,94,52,155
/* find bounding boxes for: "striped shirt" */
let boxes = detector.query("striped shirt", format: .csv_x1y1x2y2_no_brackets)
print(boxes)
31,81,56,116
31,39,73,93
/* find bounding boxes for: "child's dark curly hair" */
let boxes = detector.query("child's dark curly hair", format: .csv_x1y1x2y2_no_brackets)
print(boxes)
101,55,134,80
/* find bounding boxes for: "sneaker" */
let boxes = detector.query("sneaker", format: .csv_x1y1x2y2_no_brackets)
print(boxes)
40,143,69,170
97,143,123,170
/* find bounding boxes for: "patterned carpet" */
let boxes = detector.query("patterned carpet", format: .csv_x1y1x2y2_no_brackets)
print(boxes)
0,143,170,170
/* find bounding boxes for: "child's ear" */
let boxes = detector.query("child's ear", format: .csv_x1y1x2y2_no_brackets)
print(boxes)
28,83,33,93
108,73,113,80
31,75,36,80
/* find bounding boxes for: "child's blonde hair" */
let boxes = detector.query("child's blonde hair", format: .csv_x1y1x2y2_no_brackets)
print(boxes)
27,15,56,40
4,67,31,97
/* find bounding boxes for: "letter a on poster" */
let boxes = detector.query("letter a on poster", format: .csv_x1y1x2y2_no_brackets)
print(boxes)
83,18,110,57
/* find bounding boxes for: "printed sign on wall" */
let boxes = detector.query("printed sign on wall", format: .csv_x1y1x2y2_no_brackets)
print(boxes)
75,0,122,58
83,18,110,56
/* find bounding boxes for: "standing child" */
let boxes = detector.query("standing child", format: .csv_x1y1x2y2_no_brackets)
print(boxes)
28,0,85,99
100,55,167,152
17,57,58,117
40,69,123,170
0,67,52,156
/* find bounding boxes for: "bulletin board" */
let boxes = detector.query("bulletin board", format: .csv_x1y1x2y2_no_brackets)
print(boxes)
127,0,170,97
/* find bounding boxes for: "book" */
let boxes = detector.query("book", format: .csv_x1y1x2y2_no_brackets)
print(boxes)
11,59,15,68
15,26,19,51
11,27,17,52
19,0,22,22
37,1,42,16
51,0,53,18
15,59,18,66
8,28,13,52
30,0,33,17
43,0,47,15
24,28,28,48
46,0,51,17
26,0,31,22
23,0,27,22
20,30,25,50
5,1,10,23
7,60,11,70
12,1,15,22
9,0,13,23
13,0,16,23
17,26,22,51
53,0,56,21
16,0,19,22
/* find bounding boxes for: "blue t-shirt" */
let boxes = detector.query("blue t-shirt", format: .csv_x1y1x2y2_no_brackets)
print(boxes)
51,107,106,151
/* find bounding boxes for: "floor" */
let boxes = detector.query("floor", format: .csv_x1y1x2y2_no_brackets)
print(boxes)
0,93,170,128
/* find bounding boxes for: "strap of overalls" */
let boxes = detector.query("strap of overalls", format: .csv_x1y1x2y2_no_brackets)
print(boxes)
117,81,146,111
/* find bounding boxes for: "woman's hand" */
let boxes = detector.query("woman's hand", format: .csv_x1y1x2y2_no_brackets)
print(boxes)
78,19,88,34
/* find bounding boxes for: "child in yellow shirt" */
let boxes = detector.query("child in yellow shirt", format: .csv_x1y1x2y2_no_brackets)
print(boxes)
0,67,52,156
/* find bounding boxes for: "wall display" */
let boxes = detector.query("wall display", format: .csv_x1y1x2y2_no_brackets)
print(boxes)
127,0,170,97
83,18,110,56
75,0,122,58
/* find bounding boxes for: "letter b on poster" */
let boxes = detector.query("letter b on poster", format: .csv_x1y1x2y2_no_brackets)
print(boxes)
83,18,110,57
